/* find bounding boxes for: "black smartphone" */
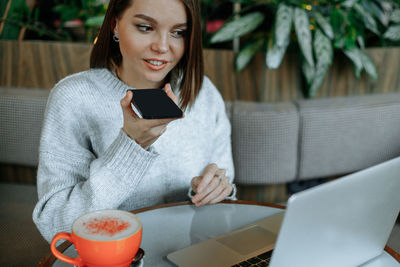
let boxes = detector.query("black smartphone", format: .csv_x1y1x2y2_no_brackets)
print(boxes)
129,89,183,119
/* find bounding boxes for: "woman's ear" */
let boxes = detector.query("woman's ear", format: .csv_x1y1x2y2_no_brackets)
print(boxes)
114,23,119,36
111,18,118,35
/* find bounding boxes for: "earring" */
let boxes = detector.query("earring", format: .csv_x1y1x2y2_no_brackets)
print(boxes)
113,34,119,43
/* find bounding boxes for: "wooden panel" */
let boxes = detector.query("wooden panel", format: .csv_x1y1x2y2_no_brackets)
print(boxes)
203,49,238,100
0,164,37,184
0,40,90,89
315,48,400,98
237,184,289,204
1,40,399,101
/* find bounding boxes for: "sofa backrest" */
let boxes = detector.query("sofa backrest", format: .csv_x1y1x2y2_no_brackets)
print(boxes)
0,88,49,167
228,101,299,184
2,87,400,185
297,93,400,180
227,93,400,184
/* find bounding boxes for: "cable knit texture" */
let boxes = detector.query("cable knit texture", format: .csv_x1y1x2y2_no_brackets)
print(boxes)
32,69,235,242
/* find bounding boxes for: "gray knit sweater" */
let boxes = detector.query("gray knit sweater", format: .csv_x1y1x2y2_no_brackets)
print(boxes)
32,69,235,242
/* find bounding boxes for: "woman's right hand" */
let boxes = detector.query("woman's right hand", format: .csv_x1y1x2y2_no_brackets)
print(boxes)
120,84,181,149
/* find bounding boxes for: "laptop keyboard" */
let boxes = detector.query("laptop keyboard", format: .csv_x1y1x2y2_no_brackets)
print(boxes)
231,250,273,267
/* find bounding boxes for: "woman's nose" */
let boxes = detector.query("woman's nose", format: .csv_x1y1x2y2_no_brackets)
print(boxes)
151,33,169,53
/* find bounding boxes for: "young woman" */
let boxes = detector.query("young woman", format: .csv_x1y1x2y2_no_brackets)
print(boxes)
33,0,236,243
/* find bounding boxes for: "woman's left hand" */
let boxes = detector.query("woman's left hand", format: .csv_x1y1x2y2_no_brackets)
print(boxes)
191,163,233,207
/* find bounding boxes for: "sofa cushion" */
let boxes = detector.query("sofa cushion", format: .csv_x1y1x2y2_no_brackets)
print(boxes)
0,183,50,266
297,93,400,179
0,88,49,167
229,101,299,184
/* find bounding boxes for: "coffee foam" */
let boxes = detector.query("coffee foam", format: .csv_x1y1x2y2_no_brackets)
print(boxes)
73,210,141,241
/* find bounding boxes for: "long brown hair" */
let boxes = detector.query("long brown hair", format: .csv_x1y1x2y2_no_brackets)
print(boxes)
90,0,204,110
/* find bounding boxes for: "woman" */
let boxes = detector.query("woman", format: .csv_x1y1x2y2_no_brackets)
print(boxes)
33,0,236,243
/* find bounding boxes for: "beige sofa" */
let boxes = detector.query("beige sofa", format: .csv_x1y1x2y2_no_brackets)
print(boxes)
2,87,400,183
1,87,400,266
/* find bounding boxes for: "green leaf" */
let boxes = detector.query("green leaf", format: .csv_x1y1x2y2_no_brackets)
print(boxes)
334,36,346,48
305,29,333,98
353,3,379,35
362,0,389,26
275,3,293,47
344,26,357,50
54,5,80,22
314,11,334,39
359,50,378,80
235,39,264,71
302,60,315,85
1,0,28,40
210,12,264,43
390,10,400,23
330,9,345,36
85,15,104,26
383,24,400,41
34,8,40,21
343,48,363,78
294,7,314,67
308,65,329,98
345,37,357,50
266,37,287,69
379,0,394,13
314,29,333,66
357,35,365,49
265,3,294,69
342,0,358,8
343,48,378,80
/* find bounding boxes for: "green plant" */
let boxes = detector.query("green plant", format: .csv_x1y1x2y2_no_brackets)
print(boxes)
1,0,65,40
0,0,28,39
210,0,400,97
53,0,107,42
1,0,73,41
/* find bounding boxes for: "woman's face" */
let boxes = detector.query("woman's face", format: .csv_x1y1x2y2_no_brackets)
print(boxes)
114,0,187,89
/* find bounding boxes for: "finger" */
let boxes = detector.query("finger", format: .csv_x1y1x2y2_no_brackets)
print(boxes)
191,176,201,193
197,164,219,193
120,91,139,119
196,181,225,206
143,117,179,127
199,177,230,206
164,83,179,105
209,184,233,205
196,178,230,207
164,84,184,118
192,174,220,204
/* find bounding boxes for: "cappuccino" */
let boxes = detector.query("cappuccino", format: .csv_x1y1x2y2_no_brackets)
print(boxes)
73,210,141,241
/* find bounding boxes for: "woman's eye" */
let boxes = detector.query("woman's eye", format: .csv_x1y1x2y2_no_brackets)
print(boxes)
171,30,186,38
136,24,152,32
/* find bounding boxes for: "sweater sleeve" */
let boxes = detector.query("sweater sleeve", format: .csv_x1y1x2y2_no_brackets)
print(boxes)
186,77,236,200
32,82,158,243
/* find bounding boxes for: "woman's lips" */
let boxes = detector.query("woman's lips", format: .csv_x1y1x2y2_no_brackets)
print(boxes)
143,59,168,71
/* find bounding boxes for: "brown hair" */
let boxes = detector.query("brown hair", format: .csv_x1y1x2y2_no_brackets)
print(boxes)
90,0,204,110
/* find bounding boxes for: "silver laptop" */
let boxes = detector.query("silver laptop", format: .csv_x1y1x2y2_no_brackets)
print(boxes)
167,156,400,267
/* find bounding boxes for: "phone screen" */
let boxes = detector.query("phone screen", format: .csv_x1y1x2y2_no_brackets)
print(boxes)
129,89,183,119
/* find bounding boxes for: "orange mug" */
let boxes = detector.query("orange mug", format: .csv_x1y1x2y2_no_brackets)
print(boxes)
51,209,142,267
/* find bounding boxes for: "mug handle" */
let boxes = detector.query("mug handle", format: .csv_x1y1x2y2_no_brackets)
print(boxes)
51,232,84,266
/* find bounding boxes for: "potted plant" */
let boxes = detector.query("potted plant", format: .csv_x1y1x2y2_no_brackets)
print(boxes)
209,0,400,97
